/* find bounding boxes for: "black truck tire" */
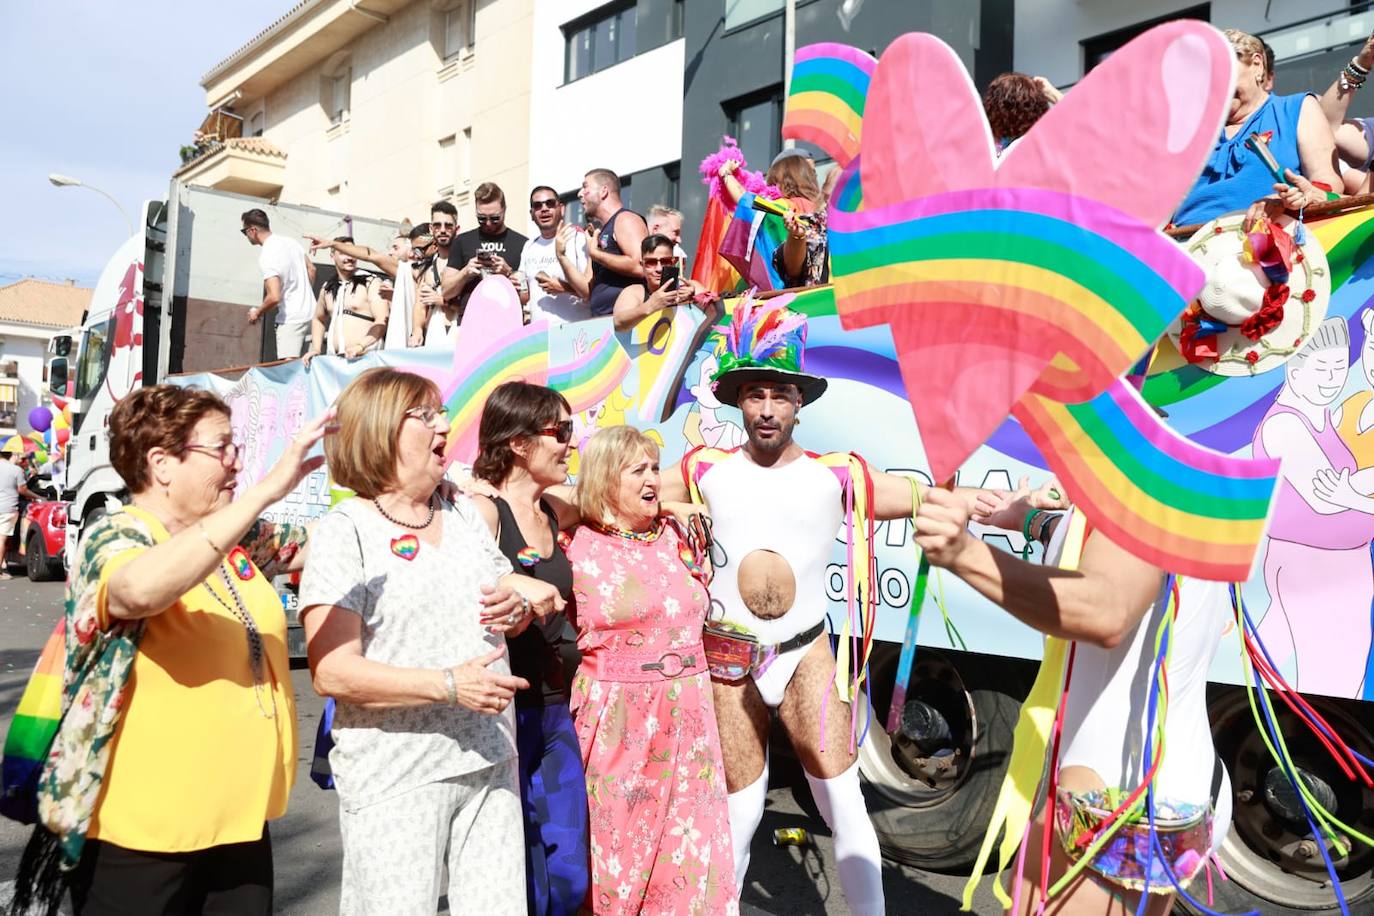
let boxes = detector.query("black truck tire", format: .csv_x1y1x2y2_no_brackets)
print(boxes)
25,532,57,582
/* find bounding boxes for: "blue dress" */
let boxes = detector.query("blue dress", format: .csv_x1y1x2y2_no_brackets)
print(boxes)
1173,93,1309,227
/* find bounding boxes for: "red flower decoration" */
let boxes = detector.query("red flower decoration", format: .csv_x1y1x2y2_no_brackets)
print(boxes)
1294,337,1303,346
1301,288,1316,303
1214,225,1224,234
1246,351,1259,364
1295,252,1305,263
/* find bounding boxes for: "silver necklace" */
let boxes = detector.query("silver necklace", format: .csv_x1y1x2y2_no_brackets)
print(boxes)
202,565,277,719
373,495,436,529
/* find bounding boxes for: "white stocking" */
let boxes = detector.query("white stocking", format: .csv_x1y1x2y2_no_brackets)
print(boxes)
726,760,769,892
805,760,885,916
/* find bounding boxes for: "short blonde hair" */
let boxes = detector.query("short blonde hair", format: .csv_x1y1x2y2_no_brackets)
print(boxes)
1224,29,1265,73
574,426,661,525
326,367,442,499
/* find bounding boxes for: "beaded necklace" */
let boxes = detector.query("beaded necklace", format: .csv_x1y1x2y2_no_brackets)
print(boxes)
201,562,277,719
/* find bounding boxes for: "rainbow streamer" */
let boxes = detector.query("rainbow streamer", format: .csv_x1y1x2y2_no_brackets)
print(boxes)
783,43,877,167
548,330,631,412
1012,381,1278,582
1,619,66,824
442,327,549,463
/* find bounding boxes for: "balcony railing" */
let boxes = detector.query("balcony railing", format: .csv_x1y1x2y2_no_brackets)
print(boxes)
1259,2,1374,65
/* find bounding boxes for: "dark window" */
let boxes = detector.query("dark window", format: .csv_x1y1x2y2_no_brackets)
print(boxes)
670,0,684,41
560,190,584,229
1081,4,1210,73
726,89,784,175
564,2,638,83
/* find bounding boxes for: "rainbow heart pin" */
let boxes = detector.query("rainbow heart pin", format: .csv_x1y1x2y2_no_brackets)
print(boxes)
228,546,255,581
390,535,420,561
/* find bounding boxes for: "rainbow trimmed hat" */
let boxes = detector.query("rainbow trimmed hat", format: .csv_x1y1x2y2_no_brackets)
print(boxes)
710,291,828,406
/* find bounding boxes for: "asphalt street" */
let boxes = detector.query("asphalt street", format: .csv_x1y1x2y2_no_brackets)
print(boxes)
0,576,1005,915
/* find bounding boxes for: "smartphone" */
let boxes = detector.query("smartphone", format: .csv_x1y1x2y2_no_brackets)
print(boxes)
660,264,681,290
477,250,495,263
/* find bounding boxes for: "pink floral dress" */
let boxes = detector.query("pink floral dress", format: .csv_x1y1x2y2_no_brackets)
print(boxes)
567,522,738,916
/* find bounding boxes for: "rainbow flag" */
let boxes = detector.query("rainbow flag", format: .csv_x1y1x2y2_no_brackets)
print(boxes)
1,619,66,824
442,326,549,464
719,192,788,291
783,43,876,167
548,330,632,412
829,186,1203,478
1013,382,1278,582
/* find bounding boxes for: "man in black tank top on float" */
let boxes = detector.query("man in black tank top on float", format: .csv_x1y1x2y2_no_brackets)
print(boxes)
579,168,647,318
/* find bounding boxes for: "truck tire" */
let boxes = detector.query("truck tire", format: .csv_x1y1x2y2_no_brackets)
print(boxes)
857,648,1025,872
1183,687,1374,915
25,533,56,582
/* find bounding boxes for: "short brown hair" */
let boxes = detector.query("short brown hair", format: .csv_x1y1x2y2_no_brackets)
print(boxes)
574,426,660,525
474,382,571,484
474,182,506,208
110,385,230,493
241,208,270,230
325,367,442,499
584,168,620,194
983,73,1052,144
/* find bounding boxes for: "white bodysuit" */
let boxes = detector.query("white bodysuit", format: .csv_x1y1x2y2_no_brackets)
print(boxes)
695,450,844,706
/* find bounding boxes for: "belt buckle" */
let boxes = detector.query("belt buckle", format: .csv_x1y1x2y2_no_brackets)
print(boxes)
641,652,695,678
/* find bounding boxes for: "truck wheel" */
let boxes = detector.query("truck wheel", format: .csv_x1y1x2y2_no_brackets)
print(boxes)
857,647,1024,872
1183,687,1374,915
25,533,54,582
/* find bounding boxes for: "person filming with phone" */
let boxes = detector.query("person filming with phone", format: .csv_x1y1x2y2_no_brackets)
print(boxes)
612,235,709,332
440,182,527,318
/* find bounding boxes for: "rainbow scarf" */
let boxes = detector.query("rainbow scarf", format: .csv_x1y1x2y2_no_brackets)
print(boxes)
0,619,66,824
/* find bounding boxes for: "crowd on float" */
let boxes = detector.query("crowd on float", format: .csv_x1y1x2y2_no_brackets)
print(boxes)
9,24,1374,916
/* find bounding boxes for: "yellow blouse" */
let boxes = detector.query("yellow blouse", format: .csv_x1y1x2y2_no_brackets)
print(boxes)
1338,390,1374,469
88,506,297,852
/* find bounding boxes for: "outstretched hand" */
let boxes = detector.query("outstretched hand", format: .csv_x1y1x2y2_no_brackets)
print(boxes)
257,408,336,502
915,486,974,569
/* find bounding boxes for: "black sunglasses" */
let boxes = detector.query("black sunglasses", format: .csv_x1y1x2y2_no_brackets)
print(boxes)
476,214,504,224
537,420,575,444
530,200,558,211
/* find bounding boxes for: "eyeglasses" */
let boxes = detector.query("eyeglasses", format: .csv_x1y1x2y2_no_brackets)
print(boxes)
239,227,253,237
430,221,456,231
475,214,504,224
184,441,241,467
405,405,450,425
537,420,574,444
530,200,559,211
643,257,676,268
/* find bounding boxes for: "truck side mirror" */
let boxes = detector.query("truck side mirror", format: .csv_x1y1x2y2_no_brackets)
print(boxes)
49,357,68,396
53,335,72,357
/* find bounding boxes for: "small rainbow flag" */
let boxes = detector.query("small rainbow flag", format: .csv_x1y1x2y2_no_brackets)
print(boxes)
719,192,788,291
829,186,1203,478
548,330,632,412
1,619,66,824
783,43,877,167
1012,381,1278,582
443,326,549,464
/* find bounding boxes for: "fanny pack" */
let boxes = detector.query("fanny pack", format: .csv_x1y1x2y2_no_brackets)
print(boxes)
702,618,826,682
1054,788,1212,893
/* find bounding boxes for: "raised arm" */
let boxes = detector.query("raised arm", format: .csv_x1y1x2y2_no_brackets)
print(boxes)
1297,95,1343,194
916,487,1164,648
306,235,401,279
555,224,592,300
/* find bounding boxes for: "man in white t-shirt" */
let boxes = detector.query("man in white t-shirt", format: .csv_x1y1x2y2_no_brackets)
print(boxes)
0,451,37,579
517,186,591,325
242,208,317,359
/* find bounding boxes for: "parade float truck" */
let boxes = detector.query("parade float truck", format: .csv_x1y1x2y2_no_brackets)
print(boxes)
51,179,1374,915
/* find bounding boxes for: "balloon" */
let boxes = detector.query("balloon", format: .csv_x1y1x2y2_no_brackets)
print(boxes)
56,428,70,445
27,406,52,433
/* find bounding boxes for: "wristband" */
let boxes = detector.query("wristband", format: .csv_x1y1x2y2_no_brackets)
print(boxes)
1022,508,1045,546
1034,511,1062,546
443,668,458,706
198,522,226,555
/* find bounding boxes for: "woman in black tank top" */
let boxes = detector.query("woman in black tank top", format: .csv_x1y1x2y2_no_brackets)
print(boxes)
470,382,588,916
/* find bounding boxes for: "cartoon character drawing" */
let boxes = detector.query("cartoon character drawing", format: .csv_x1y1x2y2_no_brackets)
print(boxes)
683,353,746,449
1334,307,1374,697
1254,316,1374,695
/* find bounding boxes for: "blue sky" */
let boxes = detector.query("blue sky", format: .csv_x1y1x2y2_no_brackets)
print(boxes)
0,1,292,288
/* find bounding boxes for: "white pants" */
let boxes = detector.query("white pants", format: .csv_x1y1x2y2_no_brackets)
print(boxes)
275,320,311,359
338,759,525,915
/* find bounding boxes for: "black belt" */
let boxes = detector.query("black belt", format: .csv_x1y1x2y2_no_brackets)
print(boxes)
773,619,826,655
341,308,373,321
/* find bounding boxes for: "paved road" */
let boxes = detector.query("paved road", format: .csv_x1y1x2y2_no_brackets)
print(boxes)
0,576,1005,914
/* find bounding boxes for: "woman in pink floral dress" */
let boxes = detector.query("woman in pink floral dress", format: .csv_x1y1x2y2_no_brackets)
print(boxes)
568,426,737,916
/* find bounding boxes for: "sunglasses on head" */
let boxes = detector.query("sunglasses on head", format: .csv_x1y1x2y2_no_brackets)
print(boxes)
476,214,504,224
537,420,574,444
530,199,558,211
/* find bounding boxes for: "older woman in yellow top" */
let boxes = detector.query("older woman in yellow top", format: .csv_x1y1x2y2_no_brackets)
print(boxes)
14,384,329,916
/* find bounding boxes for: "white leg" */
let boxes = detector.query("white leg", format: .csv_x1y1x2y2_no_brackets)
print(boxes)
805,760,885,916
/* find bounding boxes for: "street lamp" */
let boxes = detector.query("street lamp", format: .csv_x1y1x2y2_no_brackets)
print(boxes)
48,173,134,238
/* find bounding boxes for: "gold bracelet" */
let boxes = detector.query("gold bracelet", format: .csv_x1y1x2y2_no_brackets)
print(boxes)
198,522,226,555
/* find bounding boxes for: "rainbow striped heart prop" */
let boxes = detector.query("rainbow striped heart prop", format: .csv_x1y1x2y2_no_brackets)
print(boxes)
548,329,632,412
782,43,876,167
810,24,1281,580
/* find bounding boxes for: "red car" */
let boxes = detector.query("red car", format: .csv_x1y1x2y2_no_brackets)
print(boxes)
2,499,68,582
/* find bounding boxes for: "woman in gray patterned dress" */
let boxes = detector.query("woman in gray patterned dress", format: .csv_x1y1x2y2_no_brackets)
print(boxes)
298,367,563,915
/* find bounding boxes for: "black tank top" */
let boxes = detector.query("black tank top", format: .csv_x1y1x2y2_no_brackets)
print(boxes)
493,496,575,706
588,207,645,317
